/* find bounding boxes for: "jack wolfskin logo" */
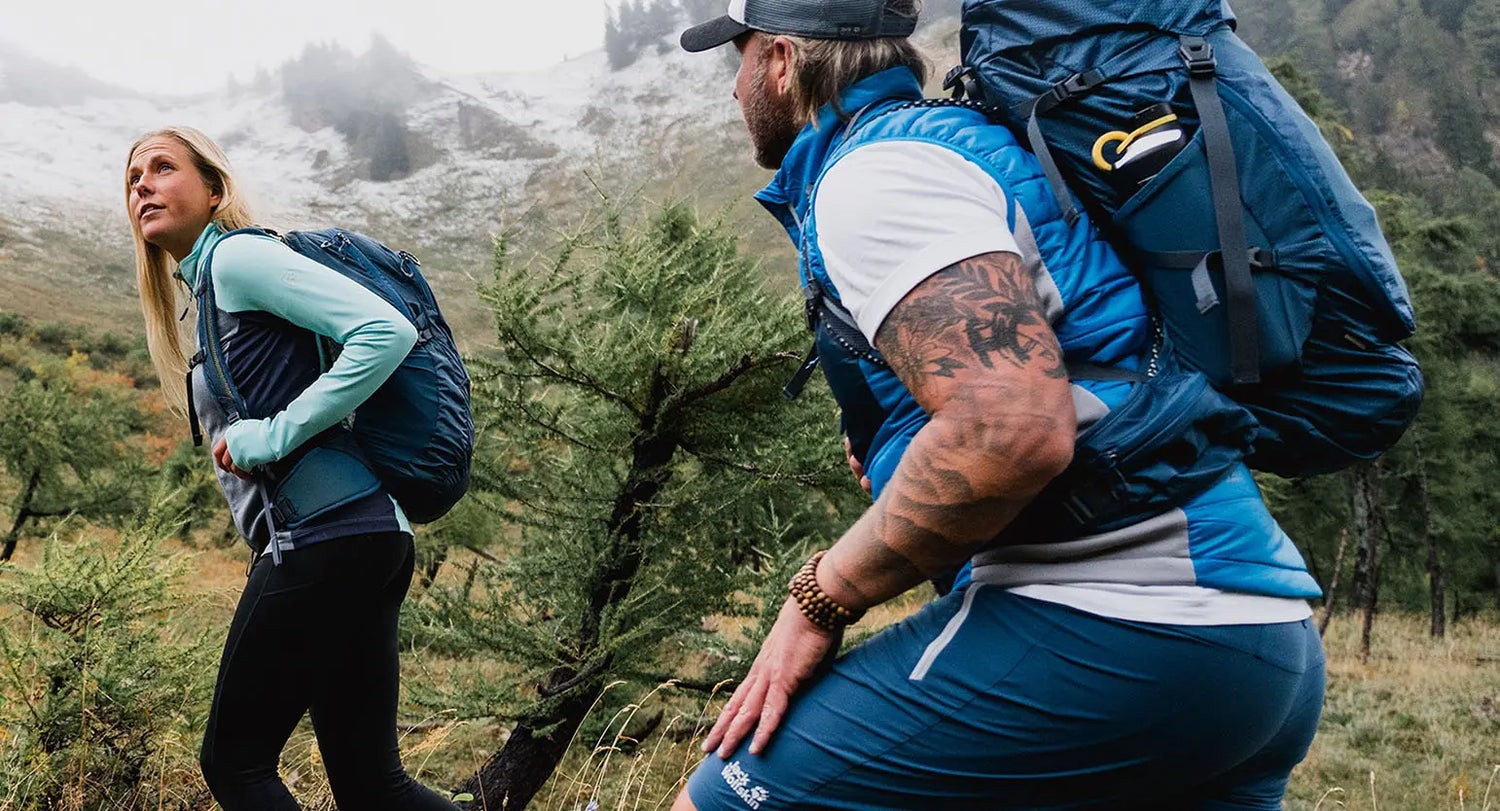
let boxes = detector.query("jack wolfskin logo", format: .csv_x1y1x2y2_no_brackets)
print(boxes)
721,761,771,809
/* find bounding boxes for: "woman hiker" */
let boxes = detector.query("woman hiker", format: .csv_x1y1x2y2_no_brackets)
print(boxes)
126,126,461,811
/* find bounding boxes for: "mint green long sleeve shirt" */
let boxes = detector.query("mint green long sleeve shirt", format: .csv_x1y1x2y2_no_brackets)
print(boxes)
177,223,418,471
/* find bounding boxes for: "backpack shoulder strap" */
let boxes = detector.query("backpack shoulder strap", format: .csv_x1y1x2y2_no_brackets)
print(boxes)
1178,34,1260,385
194,227,278,424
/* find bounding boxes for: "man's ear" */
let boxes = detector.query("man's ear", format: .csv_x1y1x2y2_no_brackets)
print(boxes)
768,35,795,97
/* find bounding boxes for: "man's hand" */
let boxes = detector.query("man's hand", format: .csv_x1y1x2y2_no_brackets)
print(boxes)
212,437,252,480
701,596,840,759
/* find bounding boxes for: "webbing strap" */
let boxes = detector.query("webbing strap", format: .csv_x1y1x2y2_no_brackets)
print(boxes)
1136,247,1277,270
1027,110,1081,227
185,368,203,448
1063,363,1148,383
783,344,820,400
817,289,865,335
1136,249,1210,269
258,480,285,566
1020,70,1105,229
1180,35,1260,385
1191,255,1221,315
1134,248,1277,317
198,227,274,423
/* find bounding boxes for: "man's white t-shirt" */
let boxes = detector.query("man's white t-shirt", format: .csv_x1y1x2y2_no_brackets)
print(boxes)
812,141,1311,626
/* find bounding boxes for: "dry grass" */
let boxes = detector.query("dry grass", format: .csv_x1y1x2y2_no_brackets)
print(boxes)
1285,612,1500,810
3,539,1497,810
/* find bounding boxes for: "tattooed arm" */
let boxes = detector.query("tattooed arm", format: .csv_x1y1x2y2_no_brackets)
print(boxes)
817,250,1076,611
699,251,1075,760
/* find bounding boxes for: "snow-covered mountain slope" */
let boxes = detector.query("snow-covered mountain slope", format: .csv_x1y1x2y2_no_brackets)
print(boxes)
0,42,748,334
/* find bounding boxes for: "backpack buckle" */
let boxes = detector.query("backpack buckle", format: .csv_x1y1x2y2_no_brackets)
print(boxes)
943,65,978,100
1059,70,1102,97
1033,70,1104,115
1179,37,1217,76
801,279,822,333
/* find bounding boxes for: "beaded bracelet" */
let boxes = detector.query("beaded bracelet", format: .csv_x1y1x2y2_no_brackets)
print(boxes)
788,550,864,632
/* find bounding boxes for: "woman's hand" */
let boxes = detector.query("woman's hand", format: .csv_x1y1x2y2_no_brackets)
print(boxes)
845,437,872,495
213,437,252,480
701,596,840,759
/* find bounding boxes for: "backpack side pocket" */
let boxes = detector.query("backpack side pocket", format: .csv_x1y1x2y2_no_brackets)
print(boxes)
999,371,1257,542
1113,126,1320,386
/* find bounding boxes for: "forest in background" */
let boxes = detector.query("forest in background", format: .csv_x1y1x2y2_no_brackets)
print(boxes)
1230,0,1500,632
0,0,1498,807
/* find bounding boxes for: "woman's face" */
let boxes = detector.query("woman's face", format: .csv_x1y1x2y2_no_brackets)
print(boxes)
127,137,221,261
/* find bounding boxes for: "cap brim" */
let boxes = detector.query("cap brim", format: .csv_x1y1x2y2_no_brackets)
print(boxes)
681,15,751,52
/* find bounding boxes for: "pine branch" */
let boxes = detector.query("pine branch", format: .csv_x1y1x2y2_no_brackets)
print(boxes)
672,352,800,408
678,440,823,485
498,398,613,454
464,545,502,564
496,328,640,416
536,658,611,698
492,488,608,526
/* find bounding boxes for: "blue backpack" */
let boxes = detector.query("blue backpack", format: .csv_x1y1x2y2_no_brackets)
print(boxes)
190,227,473,526
951,0,1424,476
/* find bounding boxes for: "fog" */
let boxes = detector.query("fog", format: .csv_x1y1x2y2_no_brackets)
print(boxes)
0,0,610,95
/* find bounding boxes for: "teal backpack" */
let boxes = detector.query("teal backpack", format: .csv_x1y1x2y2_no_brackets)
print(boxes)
952,0,1424,476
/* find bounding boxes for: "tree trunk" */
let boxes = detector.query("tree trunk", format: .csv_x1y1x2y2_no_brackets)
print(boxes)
1350,461,1383,663
418,546,448,590
458,367,681,811
1,468,42,561
1319,529,1351,636
457,688,604,810
1304,538,1324,597
1412,434,1445,638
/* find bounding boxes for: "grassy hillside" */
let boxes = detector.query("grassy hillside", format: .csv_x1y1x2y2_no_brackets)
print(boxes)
7,528,1491,810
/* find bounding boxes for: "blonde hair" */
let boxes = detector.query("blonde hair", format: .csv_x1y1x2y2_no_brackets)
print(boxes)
125,126,254,413
779,0,929,126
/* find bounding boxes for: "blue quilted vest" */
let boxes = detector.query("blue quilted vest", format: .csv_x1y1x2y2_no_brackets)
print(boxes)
757,68,1321,599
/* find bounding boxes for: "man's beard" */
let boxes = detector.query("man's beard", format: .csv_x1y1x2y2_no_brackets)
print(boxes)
743,62,799,170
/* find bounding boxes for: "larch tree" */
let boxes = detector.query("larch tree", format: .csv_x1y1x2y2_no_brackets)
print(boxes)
406,199,860,809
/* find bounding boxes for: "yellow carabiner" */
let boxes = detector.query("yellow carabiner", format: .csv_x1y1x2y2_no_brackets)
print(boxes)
1092,131,1131,171
1091,113,1180,171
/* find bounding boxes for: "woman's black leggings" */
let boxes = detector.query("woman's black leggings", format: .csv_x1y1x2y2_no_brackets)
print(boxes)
199,531,459,811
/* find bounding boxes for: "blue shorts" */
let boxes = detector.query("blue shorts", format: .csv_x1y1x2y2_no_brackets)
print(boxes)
687,586,1324,810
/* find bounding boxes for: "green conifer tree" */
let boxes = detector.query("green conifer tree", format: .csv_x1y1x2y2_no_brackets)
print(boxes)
0,498,218,809
408,199,857,809
0,360,146,561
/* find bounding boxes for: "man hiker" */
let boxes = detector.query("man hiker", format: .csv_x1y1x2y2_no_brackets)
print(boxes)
671,0,1326,808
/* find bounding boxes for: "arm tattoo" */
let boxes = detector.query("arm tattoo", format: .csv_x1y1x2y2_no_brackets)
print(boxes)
829,252,1071,601
875,252,1067,403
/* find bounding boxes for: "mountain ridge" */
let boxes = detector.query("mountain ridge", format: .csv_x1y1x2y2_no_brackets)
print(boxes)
0,36,754,340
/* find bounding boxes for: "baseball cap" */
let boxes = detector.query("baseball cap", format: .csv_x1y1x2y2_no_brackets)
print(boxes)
680,0,919,53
